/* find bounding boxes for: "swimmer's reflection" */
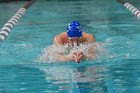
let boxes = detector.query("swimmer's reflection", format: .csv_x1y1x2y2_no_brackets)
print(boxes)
39,65,107,93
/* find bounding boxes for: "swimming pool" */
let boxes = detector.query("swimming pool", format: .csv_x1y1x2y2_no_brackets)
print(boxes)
0,0,140,93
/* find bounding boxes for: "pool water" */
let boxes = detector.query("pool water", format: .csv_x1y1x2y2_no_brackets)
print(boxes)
0,0,140,93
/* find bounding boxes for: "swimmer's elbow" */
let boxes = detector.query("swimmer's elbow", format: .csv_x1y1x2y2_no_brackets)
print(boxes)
53,35,62,45
88,34,95,43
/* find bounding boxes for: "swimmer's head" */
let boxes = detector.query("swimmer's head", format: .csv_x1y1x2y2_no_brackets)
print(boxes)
67,21,82,38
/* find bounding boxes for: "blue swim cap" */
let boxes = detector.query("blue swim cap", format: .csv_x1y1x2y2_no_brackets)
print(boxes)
67,21,82,38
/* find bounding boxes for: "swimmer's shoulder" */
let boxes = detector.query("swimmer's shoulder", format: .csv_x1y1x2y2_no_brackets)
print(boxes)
59,32,67,37
53,32,67,45
82,32,95,42
54,32,67,38
82,32,91,36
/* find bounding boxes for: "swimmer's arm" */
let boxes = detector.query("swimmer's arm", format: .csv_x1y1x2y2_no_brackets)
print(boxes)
87,34,95,43
53,35,63,45
81,47,96,59
86,34,96,59
84,51,96,59
56,53,73,62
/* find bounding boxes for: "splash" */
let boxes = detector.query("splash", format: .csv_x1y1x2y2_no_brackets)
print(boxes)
37,42,108,63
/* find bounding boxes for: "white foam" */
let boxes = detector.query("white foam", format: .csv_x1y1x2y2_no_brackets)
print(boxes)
38,42,108,63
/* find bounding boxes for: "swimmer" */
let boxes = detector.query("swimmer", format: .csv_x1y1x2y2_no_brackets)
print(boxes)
53,21,95,63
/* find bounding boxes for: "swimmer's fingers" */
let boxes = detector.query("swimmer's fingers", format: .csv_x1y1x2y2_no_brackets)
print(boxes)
72,52,84,63
77,55,82,63
72,53,78,62
72,53,77,58
72,53,80,63
74,57,78,63
78,55,82,60
74,54,82,63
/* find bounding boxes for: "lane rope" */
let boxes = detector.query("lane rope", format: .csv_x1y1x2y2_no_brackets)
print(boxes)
117,0,140,19
0,0,35,42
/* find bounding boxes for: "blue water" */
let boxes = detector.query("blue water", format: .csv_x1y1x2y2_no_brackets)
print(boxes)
0,0,140,93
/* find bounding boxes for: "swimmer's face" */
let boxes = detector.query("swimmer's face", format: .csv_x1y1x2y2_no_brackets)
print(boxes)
68,37,81,46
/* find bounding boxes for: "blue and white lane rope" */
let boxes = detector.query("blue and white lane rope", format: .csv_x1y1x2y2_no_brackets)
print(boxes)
117,0,140,19
0,0,34,42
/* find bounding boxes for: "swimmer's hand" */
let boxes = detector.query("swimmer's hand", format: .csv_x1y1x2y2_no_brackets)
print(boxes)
56,51,84,63
72,52,84,63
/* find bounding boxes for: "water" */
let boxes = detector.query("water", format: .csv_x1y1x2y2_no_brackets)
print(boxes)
0,0,140,93
38,42,107,62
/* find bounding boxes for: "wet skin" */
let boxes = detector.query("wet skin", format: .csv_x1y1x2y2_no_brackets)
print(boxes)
67,37,84,63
